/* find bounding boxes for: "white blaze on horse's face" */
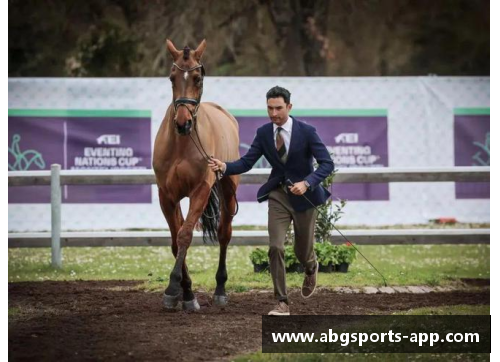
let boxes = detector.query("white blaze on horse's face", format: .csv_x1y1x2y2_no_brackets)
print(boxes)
165,39,207,134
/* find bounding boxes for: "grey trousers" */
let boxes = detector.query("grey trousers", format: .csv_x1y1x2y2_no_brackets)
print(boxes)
267,187,318,301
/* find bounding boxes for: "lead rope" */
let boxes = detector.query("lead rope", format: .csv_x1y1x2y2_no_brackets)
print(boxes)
285,179,388,287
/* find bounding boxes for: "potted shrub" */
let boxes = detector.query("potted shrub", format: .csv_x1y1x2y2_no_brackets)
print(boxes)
249,248,269,272
335,243,357,273
314,242,338,273
284,165,347,274
314,167,346,244
285,244,304,273
312,166,347,273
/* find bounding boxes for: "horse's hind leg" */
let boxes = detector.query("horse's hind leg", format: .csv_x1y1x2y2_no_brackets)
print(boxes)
214,176,238,306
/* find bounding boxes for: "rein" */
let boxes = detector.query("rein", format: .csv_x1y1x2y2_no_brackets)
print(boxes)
189,127,240,219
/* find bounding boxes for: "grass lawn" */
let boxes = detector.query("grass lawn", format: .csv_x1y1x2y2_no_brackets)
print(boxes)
393,304,490,315
8,244,489,292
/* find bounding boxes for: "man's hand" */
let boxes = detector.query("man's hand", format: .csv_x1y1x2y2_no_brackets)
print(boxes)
208,157,225,173
288,181,308,195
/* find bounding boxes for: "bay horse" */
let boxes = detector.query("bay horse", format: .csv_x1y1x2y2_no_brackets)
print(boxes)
153,39,240,311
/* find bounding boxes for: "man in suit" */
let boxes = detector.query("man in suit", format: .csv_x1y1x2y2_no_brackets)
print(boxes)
209,86,334,315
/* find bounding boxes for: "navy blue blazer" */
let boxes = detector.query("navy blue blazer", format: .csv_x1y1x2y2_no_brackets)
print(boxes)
225,116,334,212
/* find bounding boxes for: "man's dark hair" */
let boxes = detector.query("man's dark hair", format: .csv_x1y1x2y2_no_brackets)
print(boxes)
266,86,291,104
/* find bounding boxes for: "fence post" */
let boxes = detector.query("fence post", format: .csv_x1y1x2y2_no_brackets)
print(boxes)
51,164,62,268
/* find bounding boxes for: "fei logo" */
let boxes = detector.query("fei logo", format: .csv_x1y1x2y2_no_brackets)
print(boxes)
335,133,359,144
97,134,121,145
472,132,489,166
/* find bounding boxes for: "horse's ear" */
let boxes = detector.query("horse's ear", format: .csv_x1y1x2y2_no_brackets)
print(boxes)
166,39,182,60
194,39,207,62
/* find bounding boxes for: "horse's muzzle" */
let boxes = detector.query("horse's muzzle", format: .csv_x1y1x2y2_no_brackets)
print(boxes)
175,120,193,135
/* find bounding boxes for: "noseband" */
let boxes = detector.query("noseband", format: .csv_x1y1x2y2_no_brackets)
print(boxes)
172,62,205,125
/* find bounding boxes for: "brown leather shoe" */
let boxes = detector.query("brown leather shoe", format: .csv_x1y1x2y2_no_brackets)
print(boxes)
268,301,290,316
301,261,318,299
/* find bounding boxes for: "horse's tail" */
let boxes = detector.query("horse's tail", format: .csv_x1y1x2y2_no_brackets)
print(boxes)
200,183,220,244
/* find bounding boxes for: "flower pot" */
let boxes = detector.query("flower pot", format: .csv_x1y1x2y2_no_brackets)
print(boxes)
318,262,333,273
336,262,350,273
253,262,269,273
286,263,304,273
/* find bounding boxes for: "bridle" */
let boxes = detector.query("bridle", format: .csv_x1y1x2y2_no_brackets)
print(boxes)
172,62,205,125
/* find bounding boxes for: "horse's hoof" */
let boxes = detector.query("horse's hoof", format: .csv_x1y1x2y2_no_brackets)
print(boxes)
163,293,180,310
213,294,229,307
182,298,200,311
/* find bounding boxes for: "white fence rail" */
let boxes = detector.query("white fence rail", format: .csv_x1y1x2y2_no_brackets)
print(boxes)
8,229,490,248
8,165,490,267
8,166,490,186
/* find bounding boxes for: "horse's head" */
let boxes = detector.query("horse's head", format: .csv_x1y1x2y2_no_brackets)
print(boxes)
166,39,207,136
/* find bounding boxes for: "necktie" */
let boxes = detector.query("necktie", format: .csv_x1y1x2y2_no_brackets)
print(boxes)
276,127,287,163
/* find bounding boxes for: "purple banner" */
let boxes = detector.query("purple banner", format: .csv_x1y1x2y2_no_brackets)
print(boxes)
8,114,151,204
454,114,490,199
235,115,389,202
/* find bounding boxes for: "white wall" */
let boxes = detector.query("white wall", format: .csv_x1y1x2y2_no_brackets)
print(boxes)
8,77,490,231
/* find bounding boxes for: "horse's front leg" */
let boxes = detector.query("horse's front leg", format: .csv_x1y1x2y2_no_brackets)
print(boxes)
214,176,238,306
164,181,212,311
158,189,184,310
